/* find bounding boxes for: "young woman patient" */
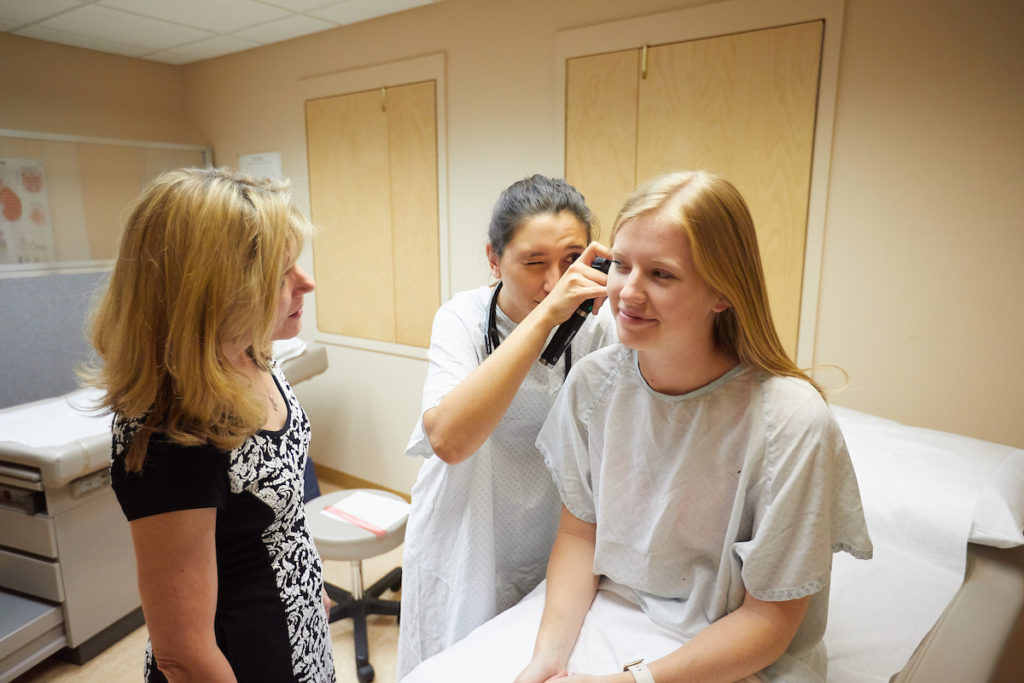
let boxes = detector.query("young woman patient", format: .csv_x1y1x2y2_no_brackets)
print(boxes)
405,170,872,683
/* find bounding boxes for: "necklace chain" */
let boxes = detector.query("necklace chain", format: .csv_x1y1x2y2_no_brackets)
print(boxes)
246,356,280,413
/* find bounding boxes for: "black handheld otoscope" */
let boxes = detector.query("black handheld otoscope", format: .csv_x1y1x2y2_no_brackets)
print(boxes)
539,256,611,367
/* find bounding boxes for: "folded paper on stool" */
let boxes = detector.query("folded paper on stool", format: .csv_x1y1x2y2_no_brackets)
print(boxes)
321,491,410,536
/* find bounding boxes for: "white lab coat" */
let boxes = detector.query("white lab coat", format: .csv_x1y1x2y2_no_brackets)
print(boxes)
396,286,616,679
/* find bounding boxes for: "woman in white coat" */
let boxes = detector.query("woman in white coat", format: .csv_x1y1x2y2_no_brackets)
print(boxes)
397,175,618,678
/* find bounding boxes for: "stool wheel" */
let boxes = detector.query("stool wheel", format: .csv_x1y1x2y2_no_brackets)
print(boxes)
357,662,375,682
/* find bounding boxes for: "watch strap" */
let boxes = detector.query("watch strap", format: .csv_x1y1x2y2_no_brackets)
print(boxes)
623,659,655,683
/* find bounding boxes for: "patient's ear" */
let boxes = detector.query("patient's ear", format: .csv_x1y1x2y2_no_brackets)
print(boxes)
485,244,501,280
712,294,730,313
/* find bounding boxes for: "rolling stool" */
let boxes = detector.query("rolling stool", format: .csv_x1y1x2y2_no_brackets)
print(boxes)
305,489,407,683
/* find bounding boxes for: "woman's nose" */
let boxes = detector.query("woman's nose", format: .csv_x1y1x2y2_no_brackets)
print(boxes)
295,265,315,293
542,264,561,293
618,270,643,302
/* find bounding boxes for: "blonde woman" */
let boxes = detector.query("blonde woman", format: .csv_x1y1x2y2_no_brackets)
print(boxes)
513,171,873,682
86,168,331,682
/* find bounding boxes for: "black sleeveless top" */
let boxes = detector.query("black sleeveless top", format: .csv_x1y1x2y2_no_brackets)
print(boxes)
110,365,335,682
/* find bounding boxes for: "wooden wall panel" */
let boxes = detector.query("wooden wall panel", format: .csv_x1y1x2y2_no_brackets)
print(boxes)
636,21,823,355
387,81,439,348
306,90,395,341
565,49,639,242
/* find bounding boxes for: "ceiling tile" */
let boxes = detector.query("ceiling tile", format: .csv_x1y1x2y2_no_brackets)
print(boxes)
0,0,84,27
310,0,432,26
38,4,215,51
231,14,337,44
14,24,149,58
146,34,263,64
5,0,444,64
98,0,290,34
257,0,338,11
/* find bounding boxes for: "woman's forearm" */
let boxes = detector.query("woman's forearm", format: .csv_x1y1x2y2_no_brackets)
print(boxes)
524,508,600,675
425,244,609,465
647,591,811,683
424,307,557,464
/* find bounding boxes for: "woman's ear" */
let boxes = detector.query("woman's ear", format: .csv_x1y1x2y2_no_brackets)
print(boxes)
485,244,501,280
712,295,730,313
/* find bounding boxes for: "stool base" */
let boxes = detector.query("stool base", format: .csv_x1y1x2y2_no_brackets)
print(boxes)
326,566,402,683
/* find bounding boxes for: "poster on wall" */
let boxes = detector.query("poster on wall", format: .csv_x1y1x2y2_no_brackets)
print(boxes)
0,158,55,264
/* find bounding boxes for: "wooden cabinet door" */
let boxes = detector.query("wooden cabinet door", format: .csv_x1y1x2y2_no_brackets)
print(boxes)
306,80,439,348
565,48,638,242
307,88,395,342
388,81,440,348
566,21,823,357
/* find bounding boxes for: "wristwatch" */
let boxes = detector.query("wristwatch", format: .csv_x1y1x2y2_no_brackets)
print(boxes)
623,659,655,683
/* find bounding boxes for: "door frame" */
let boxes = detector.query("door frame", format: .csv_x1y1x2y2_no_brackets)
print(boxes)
553,0,845,369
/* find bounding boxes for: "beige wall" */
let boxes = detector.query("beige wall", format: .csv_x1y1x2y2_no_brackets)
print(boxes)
0,33,205,143
815,0,1024,447
4,0,1022,493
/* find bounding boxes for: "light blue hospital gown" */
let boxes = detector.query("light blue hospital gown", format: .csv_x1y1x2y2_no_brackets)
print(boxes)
396,286,616,679
538,345,873,681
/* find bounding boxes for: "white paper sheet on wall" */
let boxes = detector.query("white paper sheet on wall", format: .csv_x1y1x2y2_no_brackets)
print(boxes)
238,152,283,182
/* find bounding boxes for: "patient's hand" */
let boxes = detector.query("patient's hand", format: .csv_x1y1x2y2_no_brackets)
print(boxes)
513,658,566,683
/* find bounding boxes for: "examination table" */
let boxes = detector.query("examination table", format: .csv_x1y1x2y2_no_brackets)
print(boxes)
0,340,328,682
404,405,1024,681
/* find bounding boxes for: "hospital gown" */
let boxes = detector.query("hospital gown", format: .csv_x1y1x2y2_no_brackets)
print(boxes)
538,345,873,680
396,286,616,679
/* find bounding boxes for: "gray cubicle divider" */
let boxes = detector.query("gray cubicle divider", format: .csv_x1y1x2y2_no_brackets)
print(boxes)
0,271,107,409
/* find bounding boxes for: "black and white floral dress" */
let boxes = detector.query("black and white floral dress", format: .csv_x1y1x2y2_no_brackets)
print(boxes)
110,363,335,682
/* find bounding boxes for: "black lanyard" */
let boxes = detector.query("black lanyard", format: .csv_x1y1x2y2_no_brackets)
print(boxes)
486,282,572,379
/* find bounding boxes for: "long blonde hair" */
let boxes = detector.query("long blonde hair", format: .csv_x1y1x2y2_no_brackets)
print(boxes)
611,170,824,397
84,167,312,471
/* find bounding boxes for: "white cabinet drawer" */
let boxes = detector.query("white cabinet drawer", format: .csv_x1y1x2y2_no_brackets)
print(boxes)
0,548,63,602
0,507,58,558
